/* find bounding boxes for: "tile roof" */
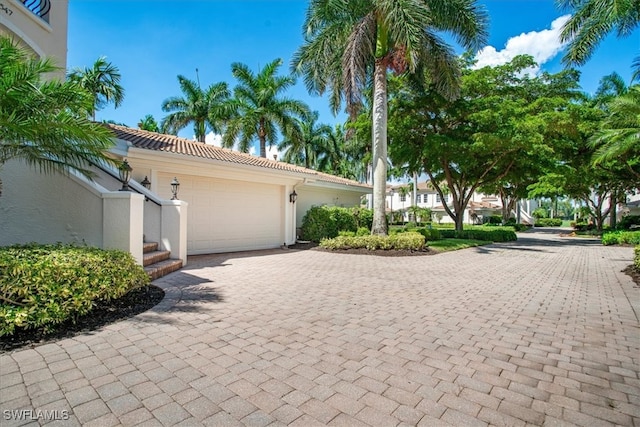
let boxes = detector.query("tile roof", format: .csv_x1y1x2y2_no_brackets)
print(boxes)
106,124,371,190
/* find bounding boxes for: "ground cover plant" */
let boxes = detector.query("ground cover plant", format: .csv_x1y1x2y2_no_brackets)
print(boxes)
601,231,640,246
319,232,425,251
0,243,150,337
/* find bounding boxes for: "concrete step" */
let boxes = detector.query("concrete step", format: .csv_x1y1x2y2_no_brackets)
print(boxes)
145,259,183,281
143,242,158,254
143,250,170,267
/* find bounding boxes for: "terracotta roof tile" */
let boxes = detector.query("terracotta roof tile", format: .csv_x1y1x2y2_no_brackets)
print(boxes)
106,124,371,190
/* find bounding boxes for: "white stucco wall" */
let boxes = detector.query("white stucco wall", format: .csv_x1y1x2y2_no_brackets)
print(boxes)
295,185,365,228
0,0,69,78
0,160,104,247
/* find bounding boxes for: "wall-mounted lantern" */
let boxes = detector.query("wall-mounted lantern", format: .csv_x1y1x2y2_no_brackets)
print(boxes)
170,177,180,200
141,176,151,189
118,160,132,191
289,190,297,203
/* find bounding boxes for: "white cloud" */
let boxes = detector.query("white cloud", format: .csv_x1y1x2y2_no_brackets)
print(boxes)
204,132,223,146
474,15,570,74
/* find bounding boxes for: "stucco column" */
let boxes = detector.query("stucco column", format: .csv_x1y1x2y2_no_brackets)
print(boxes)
161,200,188,266
102,192,145,265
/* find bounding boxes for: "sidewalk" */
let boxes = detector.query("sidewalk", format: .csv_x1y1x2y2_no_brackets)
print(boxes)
1,229,638,426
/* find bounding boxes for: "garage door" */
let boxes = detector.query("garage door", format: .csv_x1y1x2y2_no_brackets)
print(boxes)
159,174,283,254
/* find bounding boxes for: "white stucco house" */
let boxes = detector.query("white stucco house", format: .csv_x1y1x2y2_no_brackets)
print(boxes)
0,0,371,277
0,125,371,274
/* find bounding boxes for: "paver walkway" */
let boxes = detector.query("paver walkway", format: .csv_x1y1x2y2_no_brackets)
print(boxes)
1,229,638,426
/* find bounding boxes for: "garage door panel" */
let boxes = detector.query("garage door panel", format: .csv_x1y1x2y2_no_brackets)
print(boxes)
159,174,282,254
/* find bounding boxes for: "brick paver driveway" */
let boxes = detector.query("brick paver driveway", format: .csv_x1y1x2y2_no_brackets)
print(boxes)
1,229,638,426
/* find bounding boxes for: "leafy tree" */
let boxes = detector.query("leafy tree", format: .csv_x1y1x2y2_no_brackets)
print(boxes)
278,111,330,168
161,76,230,143
292,0,488,235
558,0,639,67
138,114,160,132
0,36,116,196
224,59,310,157
389,55,581,232
67,56,125,121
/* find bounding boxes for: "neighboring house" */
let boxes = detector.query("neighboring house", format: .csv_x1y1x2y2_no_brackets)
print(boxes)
0,0,68,79
386,181,537,225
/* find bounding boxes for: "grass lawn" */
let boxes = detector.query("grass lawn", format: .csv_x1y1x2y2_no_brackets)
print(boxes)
428,238,490,252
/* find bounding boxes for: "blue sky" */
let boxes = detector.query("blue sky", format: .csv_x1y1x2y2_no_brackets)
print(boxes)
67,0,638,154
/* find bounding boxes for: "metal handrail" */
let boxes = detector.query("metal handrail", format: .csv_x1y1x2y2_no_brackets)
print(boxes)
91,160,162,206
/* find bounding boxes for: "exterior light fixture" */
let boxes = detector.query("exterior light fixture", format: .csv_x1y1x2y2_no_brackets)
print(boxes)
170,177,180,200
289,190,297,203
141,176,151,189
118,160,132,191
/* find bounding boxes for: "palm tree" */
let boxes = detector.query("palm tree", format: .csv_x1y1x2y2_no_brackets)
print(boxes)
558,0,640,66
278,111,330,168
223,59,310,158
138,114,160,132
161,76,230,143
591,85,640,178
67,56,125,121
0,36,116,196
292,0,488,235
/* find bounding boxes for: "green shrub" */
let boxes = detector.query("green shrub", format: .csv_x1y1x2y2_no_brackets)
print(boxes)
439,229,517,242
618,215,640,230
301,206,374,242
535,218,563,227
484,215,503,225
513,223,531,232
635,246,640,270
416,227,442,241
0,243,150,337
532,208,547,219
356,227,370,236
601,231,640,246
319,232,425,251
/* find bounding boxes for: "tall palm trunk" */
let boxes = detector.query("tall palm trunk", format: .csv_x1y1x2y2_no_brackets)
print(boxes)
371,60,388,235
259,118,267,158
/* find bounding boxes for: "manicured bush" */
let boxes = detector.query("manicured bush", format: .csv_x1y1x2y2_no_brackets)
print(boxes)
601,231,640,246
0,244,150,336
635,246,640,270
319,232,425,251
532,208,547,219
484,215,503,225
439,229,517,242
301,206,374,242
535,218,563,227
416,227,442,241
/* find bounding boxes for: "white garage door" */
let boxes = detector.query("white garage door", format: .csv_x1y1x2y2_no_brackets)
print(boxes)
159,174,283,254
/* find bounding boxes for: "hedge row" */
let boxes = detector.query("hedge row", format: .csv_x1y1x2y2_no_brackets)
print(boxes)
320,233,425,251
535,218,563,227
438,229,517,242
601,231,640,246
0,244,149,336
301,206,373,242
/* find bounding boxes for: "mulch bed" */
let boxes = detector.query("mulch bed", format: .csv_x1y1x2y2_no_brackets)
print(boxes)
0,285,164,353
624,266,640,288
